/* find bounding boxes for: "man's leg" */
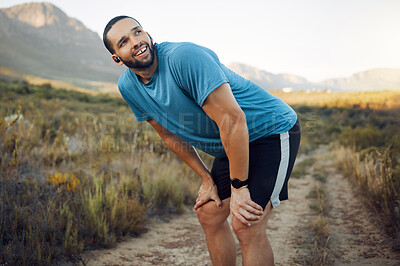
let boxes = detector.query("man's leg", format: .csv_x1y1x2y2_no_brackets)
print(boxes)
232,200,274,266
196,198,236,266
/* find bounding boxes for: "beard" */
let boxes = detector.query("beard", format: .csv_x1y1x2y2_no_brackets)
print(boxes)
121,40,156,69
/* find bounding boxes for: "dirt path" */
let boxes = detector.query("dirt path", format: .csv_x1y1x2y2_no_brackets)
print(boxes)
83,210,211,265
321,149,400,265
83,146,400,265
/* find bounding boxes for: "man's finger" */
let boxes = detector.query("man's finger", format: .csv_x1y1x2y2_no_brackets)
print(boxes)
244,201,263,215
213,195,222,209
233,212,251,227
194,198,210,210
239,209,261,221
194,199,204,210
248,200,263,211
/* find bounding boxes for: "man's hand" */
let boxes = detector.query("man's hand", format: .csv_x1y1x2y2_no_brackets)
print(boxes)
230,187,263,226
194,178,222,210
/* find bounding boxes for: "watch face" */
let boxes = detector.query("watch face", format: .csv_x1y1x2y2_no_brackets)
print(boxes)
231,178,248,188
232,179,241,188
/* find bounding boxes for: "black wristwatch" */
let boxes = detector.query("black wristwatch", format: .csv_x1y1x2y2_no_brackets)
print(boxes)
231,178,249,189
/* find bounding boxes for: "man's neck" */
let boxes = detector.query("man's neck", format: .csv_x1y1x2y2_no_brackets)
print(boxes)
130,55,158,84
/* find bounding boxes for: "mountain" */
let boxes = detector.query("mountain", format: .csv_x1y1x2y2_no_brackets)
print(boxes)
318,68,400,91
228,63,400,92
0,2,399,92
0,2,122,89
228,63,316,91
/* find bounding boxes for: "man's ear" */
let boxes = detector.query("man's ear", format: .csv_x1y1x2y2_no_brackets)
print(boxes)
112,55,123,66
146,32,153,41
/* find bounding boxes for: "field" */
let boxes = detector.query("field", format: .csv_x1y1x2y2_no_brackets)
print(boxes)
1,80,399,264
1,80,205,264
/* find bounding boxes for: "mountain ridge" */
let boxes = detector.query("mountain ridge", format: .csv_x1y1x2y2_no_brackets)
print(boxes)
228,62,400,91
318,68,400,91
0,2,123,90
0,2,399,92
3,2,82,29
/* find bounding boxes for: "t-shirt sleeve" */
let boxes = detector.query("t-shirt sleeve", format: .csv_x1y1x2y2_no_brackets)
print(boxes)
169,44,229,107
118,83,151,122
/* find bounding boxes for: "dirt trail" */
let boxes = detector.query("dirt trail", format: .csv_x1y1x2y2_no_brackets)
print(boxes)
83,146,400,265
321,149,400,265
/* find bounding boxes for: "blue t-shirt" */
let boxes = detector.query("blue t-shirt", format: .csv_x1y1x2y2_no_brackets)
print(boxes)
118,42,297,157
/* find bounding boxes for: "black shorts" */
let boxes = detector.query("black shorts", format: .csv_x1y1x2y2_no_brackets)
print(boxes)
210,119,301,209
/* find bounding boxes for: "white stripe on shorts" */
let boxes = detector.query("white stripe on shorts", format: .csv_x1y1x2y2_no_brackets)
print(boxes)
270,131,290,208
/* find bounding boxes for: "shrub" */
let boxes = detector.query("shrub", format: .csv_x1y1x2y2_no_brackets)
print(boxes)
0,80,192,264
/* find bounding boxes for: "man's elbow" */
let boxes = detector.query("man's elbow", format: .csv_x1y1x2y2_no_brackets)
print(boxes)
221,109,247,133
236,109,247,123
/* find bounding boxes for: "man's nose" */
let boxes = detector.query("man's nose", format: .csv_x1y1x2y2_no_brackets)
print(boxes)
131,36,141,49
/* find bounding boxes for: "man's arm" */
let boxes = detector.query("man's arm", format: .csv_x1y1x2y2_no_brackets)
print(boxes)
202,82,263,225
147,119,221,209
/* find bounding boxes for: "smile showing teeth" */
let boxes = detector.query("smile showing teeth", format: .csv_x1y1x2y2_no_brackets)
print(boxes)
136,46,147,56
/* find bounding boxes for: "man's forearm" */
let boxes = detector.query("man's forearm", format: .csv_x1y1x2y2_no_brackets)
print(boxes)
219,114,249,182
200,83,250,183
160,133,212,182
148,119,212,182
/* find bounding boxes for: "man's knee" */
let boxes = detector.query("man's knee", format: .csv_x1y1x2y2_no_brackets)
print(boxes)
196,199,230,230
232,201,273,244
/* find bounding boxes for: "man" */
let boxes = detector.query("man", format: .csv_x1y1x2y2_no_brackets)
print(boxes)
103,16,300,266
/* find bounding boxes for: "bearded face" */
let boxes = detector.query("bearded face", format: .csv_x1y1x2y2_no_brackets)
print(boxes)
120,38,156,69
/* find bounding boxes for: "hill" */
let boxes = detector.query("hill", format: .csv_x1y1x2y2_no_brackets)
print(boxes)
0,2,399,92
0,2,122,90
229,63,400,92
319,68,400,91
228,62,316,91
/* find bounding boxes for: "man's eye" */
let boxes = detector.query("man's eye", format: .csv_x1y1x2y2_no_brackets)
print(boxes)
135,30,142,34
120,40,127,47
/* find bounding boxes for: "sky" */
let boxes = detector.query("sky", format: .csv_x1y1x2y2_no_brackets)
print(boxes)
1,0,400,82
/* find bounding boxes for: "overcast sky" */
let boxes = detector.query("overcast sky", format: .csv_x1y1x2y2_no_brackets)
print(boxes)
1,0,399,82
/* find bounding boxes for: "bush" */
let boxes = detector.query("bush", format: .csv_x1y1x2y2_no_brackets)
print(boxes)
0,80,201,264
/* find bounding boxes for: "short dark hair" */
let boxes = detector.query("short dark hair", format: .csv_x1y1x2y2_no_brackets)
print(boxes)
103,16,142,54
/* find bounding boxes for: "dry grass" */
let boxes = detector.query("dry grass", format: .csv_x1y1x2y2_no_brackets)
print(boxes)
2,80,399,264
334,145,400,237
285,90,400,240
272,89,400,110
0,66,119,94
0,80,203,264
307,176,331,265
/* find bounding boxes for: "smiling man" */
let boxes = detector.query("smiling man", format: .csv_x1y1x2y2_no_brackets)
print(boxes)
103,16,301,266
